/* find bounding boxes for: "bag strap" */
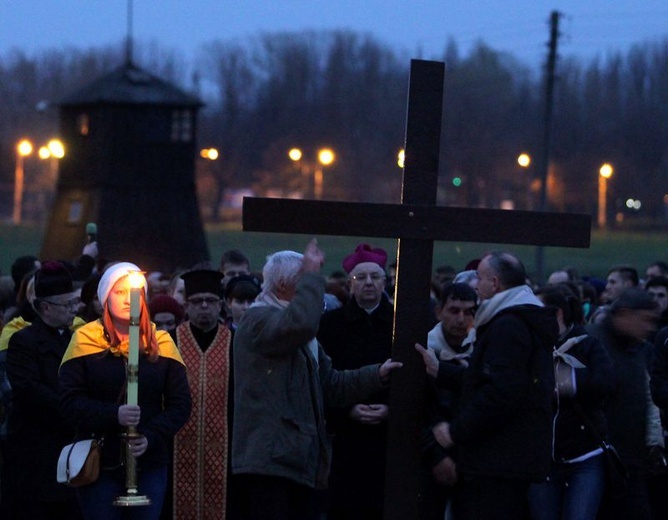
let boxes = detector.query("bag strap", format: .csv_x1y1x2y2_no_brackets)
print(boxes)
65,440,78,481
71,375,126,443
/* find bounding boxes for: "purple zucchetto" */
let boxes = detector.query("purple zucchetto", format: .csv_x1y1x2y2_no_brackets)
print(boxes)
342,244,388,274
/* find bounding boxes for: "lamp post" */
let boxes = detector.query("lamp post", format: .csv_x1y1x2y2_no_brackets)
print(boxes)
289,147,335,200
315,148,335,200
598,163,613,229
200,148,223,220
38,138,66,183
13,139,33,225
517,153,532,210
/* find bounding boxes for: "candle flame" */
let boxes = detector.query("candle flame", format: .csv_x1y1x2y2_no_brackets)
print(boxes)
127,271,145,289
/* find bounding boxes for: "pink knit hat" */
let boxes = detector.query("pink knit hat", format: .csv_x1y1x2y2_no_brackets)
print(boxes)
342,244,388,273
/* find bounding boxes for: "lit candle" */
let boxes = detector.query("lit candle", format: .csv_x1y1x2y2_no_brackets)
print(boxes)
126,271,144,407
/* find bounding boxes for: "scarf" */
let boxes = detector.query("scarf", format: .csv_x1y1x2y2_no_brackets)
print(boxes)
553,335,588,369
465,285,543,346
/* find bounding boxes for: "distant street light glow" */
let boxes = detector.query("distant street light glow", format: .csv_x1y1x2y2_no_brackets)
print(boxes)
17,139,33,156
47,139,65,159
517,153,531,168
318,148,335,166
599,163,613,178
288,148,303,161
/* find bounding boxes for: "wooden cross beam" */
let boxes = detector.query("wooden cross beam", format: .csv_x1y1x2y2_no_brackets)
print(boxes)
242,59,591,520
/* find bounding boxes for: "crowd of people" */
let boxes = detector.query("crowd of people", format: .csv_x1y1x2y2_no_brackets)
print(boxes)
0,238,666,520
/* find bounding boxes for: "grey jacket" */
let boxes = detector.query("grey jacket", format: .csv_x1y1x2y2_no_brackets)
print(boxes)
232,272,385,488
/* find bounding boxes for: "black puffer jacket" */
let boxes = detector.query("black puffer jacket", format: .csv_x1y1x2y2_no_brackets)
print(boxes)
450,304,558,481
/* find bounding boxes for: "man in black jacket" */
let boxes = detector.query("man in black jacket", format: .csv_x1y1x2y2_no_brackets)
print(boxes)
4,261,81,519
430,251,558,520
596,289,662,520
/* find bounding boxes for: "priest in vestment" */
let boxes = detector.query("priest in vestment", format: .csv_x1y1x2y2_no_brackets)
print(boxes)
172,270,234,519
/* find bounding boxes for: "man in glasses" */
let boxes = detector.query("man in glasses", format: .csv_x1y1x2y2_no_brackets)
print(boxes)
172,269,235,520
316,243,393,520
4,261,81,519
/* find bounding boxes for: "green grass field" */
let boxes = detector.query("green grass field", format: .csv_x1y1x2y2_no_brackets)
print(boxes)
1,221,665,282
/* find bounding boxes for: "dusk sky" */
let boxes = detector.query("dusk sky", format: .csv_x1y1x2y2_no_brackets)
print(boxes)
2,1,667,72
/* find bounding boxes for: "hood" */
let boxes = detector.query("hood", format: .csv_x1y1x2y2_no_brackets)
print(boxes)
499,304,560,351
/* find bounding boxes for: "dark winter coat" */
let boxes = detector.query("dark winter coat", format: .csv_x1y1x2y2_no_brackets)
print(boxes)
450,304,559,481
591,319,655,469
5,316,76,501
59,320,192,471
317,295,393,511
551,325,613,461
232,273,386,489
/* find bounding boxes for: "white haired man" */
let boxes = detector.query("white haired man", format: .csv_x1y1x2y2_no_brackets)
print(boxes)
232,239,401,520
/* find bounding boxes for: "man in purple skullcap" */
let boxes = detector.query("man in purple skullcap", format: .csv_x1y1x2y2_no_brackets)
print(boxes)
317,243,393,519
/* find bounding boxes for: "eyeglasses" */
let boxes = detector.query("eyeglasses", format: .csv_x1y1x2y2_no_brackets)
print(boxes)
351,273,386,282
43,298,81,310
187,296,221,306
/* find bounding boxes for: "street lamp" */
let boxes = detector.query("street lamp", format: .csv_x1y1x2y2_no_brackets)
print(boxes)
200,148,223,220
315,148,335,200
517,153,533,209
13,139,33,224
38,138,66,183
598,163,613,229
289,147,336,199
517,153,531,168
200,148,219,161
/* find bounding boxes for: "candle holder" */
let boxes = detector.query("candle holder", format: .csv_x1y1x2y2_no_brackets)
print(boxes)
113,272,151,507
112,427,151,507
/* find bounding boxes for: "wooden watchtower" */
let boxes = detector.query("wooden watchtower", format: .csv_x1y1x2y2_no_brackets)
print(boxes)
40,60,208,272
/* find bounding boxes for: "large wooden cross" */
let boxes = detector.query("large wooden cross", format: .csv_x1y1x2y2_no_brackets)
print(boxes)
242,60,591,520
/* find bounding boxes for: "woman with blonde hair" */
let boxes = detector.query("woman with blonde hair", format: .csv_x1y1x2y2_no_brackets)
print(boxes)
59,262,191,520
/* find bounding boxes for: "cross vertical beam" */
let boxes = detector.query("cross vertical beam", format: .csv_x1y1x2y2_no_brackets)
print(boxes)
383,60,444,520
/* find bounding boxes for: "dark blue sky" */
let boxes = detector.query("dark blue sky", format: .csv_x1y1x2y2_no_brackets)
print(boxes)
2,0,667,71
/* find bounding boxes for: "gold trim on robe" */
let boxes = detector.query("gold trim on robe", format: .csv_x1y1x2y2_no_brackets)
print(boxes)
173,321,231,520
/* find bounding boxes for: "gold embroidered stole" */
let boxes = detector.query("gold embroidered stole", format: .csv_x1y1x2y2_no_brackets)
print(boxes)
173,322,231,519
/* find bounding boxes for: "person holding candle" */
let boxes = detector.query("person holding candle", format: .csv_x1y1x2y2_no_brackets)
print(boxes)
59,262,192,520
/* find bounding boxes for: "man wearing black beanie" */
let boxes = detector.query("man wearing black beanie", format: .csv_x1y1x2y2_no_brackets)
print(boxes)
3,261,81,519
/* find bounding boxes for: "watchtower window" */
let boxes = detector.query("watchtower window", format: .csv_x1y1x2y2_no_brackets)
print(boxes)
171,109,192,142
77,113,90,136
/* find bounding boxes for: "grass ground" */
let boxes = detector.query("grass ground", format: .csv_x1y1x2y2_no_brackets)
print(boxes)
1,221,665,282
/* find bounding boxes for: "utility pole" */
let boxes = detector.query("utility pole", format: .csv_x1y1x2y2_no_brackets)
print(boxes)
535,10,561,283
126,0,134,65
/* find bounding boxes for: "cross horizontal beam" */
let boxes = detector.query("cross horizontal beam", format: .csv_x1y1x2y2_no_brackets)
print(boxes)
242,197,591,248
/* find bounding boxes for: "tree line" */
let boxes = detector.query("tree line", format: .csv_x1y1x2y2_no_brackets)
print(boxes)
1,30,667,224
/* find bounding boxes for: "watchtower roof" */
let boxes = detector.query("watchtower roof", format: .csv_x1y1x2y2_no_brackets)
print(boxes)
59,61,202,107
